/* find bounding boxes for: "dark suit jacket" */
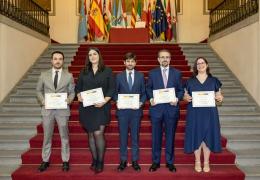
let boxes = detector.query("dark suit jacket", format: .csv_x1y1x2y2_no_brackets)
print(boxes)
146,67,184,119
114,70,146,117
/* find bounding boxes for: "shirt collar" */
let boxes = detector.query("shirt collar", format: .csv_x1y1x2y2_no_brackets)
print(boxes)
126,69,135,75
160,66,169,71
52,68,62,74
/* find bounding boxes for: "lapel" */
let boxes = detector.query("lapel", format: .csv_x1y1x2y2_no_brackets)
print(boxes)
131,70,138,91
47,69,55,91
57,70,66,90
156,67,165,88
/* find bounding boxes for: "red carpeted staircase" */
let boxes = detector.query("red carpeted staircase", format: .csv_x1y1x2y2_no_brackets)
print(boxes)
12,44,245,180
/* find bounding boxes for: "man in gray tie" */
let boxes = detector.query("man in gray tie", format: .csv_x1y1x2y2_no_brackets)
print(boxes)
36,51,75,172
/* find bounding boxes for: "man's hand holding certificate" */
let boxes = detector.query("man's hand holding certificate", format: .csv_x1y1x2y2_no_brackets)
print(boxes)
192,91,215,107
117,94,140,109
80,88,105,107
153,88,176,105
45,93,67,109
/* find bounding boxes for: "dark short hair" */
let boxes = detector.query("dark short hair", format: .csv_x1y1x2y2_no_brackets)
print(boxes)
158,49,171,58
51,51,64,60
192,57,212,77
124,52,136,61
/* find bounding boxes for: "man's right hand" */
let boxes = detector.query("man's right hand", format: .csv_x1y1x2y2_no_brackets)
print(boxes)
150,98,156,106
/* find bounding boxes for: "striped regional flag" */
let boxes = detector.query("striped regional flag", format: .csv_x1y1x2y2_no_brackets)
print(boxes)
131,0,136,28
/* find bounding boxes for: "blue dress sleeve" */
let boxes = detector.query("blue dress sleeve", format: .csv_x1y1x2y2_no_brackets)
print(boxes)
214,77,222,92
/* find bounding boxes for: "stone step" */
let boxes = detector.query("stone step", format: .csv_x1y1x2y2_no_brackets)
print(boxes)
0,123,37,135
0,150,24,165
0,165,19,180
0,113,41,123
232,149,260,166
0,135,32,150
221,121,260,135
220,112,260,122
225,134,260,150
239,165,260,180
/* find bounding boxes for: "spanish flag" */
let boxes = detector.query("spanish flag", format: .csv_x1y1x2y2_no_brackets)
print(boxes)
89,0,105,38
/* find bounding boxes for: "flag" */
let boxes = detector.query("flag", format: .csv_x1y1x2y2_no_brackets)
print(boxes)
103,0,112,32
89,0,105,38
87,0,94,41
147,0,153,37
166,0,172,41
122,0,127,27
136,0,142,21
131,0,136,28
111,0,117,26
152,0,168,39
172,0,178,42
78,0,87,42
141,0,148,23
116,0,127,27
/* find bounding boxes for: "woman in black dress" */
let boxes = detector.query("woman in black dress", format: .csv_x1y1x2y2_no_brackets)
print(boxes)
76,47,115,173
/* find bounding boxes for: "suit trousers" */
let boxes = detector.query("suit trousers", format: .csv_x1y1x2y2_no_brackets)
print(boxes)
118,111,141,161
42,110,70,162
151,109,178,164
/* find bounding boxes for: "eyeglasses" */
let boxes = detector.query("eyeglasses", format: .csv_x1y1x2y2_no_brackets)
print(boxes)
159,56,171,60
197,62,206,66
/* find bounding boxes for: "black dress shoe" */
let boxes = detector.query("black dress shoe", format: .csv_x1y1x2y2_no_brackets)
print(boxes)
132,161,141,172
166,163,177,172
149,162,160,172
62,162,70,172
117,161,127,172
38,162,49,172
95,161,104,174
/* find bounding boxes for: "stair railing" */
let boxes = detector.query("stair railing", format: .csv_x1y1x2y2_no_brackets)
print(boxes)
209,0,258,36
0,0,49,36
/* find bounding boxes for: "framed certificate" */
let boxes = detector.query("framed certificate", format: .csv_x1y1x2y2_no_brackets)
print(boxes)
117,94,140,109
153,88,176,104
80,88,105,107
192,91,216,107
45,93,67,109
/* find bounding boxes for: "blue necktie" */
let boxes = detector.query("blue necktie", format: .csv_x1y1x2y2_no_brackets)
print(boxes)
128,71,133,90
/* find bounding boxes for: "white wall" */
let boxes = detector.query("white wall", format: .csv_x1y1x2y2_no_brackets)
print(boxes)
0,22,49,102
49,0,210,43
49,0,79,43
210,22,260,106
178,0,210,42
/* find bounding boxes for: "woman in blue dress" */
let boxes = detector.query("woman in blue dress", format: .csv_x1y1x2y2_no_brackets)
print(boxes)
183,57,224,173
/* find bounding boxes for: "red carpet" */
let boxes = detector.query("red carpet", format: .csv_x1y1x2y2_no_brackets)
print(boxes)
12,44,245,180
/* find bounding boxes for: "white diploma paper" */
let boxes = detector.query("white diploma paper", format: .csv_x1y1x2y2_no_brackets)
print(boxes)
45,93,67,109
80,88,105,107
117,94,140,109
153,88,176,104
192,91,216,107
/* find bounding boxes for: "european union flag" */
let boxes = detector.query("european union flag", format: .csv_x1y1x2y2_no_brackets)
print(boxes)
152,0,167,39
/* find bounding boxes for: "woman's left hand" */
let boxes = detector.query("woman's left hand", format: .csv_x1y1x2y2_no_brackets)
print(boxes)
215,91,224,102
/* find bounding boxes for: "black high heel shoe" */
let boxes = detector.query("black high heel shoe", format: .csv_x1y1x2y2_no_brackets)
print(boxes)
90,159,97,171
95,161,104,174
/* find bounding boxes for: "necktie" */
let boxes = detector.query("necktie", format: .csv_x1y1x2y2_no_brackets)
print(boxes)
162,68,168,88
128,71,133,90
54,71,58,89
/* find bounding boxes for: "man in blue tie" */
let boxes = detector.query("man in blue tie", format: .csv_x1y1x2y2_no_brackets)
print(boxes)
146,49,184,172
114,52,146,172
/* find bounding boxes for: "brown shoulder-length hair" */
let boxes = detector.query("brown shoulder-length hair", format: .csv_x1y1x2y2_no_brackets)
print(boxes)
192,57,212,77
83,47,105,74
